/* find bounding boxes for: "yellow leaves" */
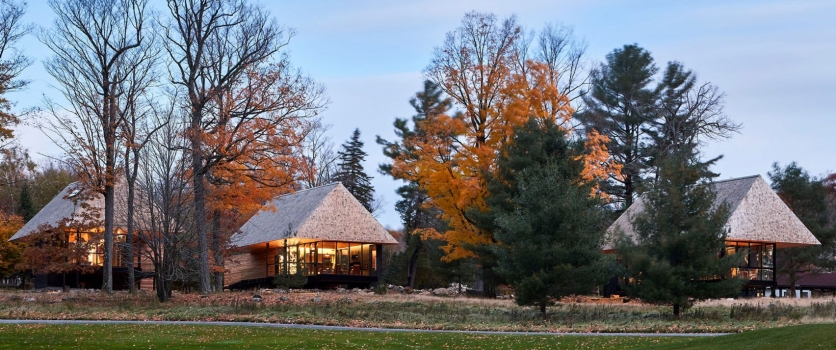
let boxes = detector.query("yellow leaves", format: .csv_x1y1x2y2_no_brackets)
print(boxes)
580,130,623,199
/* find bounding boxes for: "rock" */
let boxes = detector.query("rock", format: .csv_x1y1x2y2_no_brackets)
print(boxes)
252,294,263,302
262,289,273,294
404,287,414,294
23,297,35,303
342,297,353,304
432,288,450,296
312,297,322,303
336,287,348,294
280,296,289,302
420,290,432,296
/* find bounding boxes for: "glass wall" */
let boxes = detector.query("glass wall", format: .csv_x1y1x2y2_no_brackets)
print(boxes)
274,241,377,277
725,242,775,282
67,230,128,268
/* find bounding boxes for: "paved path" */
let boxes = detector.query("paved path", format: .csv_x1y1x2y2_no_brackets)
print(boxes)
0,319,727,337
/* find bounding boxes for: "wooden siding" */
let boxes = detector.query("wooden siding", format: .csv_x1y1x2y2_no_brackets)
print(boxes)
225,245,280,286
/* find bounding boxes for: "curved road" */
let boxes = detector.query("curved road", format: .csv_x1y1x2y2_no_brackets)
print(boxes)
0,319,727,337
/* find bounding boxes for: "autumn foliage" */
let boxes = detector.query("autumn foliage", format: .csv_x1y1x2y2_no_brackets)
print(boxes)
388,13,618,262
0,212,23,276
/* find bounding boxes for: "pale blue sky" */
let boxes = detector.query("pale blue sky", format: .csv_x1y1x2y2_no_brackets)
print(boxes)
9,0,836,229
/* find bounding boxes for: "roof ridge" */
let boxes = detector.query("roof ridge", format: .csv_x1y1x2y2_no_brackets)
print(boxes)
277,182,339,198
710,174,760,185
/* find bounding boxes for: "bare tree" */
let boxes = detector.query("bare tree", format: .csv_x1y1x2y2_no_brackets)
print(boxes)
133,104,195,301
40,0,153,292
535,23,589,108
164,0,325,293
119,47,162,293
298,120,338,189
0,0,32,148
650,62,741,156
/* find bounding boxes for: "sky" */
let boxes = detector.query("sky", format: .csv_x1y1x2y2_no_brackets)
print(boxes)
8,0,836,229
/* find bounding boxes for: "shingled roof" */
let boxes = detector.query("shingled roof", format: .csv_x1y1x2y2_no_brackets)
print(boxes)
605,175,821,251
230,183,398,247
9,180,155,242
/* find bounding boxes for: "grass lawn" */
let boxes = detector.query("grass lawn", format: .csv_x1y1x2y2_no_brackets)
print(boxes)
0,323,684,349
0,323,833,349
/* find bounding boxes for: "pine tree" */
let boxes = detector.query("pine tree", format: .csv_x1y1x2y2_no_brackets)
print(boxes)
487,119,609,317
334,129,375,212
616,148,744,316
577,44,658,209
17,181,34,222
378,80,451,288
769,162,836,296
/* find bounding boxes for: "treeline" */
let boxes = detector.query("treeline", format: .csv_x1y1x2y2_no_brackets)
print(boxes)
0,1,834,316
378,12,836,316
0,0,354,300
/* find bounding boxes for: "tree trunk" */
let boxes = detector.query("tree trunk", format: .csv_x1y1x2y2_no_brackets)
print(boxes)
155,269,167,302
482,265,498,299
406,237,422,288
126,174,136,293
212,209,223,293
191,112,211,294
540,302,547,318
102,183,115,292
788,271,797,298
673,303,681,317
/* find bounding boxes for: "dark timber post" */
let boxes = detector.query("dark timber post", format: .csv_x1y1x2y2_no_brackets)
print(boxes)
265,242,270,278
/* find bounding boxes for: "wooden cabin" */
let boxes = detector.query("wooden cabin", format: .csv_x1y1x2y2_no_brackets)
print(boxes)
9,182,154,290
225,183,398,290
605,175,821,297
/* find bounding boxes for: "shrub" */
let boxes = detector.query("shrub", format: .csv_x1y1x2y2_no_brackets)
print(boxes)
273,271,308,290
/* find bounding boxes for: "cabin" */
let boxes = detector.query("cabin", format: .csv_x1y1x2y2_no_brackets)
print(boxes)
224,183,398,290
606,175,821,297
9,182,153,290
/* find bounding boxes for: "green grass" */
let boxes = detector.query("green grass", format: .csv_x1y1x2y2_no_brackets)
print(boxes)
1,323,835,349
642,323,836,350
0,323,688,349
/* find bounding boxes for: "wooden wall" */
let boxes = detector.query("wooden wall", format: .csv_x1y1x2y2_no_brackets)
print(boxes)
225,245,278,286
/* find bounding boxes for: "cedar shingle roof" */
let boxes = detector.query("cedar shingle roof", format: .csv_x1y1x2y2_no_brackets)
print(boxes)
605,175,821,250
230,183,397,247
10,180,156,242
10,182,101,241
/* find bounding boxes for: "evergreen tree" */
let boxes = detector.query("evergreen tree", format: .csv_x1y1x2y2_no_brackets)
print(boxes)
334,129,375,212
378,80,453,288
486,119,609,317
769,162,836,295
616,148,744,316
16,181,34,222
579,45,739,211
577,44,658,209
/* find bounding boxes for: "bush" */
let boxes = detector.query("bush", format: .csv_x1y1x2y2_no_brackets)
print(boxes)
273,271,308,290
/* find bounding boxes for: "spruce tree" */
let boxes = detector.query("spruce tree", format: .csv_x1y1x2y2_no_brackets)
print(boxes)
334,129,375,212
616,148,744,316
487,119,609,317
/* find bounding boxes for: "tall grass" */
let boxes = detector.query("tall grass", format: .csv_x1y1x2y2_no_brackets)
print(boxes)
1,290,834,332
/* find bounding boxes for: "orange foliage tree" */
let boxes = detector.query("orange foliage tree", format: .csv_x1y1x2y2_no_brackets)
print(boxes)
0,212,23,277
16,214,99,290
385,13,619,295
197,63,324,292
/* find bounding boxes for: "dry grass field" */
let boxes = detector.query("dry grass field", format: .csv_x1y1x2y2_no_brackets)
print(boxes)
1,288,835,334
